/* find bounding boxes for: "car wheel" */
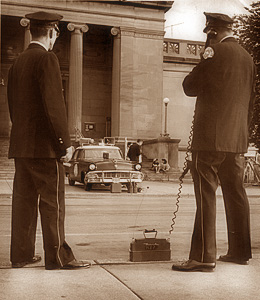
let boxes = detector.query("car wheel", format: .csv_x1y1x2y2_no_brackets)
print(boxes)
84,183,92,191
68,178,75,186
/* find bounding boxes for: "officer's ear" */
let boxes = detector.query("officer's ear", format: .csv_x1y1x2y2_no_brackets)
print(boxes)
207,28,218,38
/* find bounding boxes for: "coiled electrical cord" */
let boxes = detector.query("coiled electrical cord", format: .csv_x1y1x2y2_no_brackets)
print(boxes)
169,113,195,234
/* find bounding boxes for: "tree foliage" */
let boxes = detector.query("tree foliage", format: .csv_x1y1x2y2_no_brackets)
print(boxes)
234,2,260,149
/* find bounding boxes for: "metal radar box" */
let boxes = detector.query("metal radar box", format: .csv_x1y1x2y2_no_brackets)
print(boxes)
129,229,171,262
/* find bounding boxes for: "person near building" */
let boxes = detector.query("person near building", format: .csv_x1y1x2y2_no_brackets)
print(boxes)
160,158,170,172
127,139,143,163
172,12,256,272
152,158,160,173
7,11,90,270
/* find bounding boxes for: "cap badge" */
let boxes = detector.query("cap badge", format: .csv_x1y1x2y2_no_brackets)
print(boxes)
203,47,214,60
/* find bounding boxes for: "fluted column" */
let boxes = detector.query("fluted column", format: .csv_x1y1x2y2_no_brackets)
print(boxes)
111,27,121,137
20,18,31,50
67,23,89,140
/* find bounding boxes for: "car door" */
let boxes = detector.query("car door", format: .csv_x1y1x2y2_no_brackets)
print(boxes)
69,149,81,182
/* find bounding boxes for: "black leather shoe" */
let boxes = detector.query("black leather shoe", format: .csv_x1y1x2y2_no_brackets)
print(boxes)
172,259,216,272
218,254,249,265
60,260,91,269
12,255,42,268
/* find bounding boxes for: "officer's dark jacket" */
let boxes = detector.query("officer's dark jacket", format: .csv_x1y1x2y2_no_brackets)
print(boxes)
7,43,71,158
183,37,256,153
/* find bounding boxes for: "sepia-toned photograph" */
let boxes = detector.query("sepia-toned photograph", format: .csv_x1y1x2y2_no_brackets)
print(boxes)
0,0,259,299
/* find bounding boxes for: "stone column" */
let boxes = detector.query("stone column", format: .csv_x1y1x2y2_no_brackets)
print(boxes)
20,18,31,50
111,27,121,137
67,23,89,140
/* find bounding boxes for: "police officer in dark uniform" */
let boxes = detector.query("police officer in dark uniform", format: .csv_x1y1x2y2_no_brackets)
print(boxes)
172,12,256,272
7,11,89,270
127,139,143,162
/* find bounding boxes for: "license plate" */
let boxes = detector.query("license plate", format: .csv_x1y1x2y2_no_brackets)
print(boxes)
112,177,120,183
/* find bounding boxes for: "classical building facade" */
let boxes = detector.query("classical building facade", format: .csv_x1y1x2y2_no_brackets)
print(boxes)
1,1,173,137
1,0,204,168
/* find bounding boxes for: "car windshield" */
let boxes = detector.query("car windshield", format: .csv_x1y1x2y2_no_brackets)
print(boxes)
83,148,122,159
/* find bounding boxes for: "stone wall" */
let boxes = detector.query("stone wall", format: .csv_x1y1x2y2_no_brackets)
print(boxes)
119,30,164,139
163,62,196,147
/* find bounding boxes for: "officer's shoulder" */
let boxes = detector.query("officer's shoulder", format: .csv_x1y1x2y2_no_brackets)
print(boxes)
43,50,57,58
202,46,215,60
39,50,58,63
202,42,230,60
36,52,59,73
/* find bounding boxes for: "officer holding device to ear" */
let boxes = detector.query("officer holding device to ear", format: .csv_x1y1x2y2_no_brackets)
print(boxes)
7,11,89,270
172,12,256,272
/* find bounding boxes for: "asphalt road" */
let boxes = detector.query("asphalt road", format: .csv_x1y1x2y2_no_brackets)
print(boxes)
0,182,260,266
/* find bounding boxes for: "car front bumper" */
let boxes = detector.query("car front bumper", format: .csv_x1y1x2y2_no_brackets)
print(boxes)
84,170,144,184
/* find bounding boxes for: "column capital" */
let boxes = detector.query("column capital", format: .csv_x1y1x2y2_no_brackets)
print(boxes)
111,27,120,37
67,23,89,33
20,18,30,28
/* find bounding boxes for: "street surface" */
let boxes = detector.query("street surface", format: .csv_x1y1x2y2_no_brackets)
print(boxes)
1,180,260,265
1,180,260,300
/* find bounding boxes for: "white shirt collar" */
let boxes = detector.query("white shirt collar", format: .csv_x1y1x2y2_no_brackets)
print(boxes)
219,35,234,43
30,41,48,51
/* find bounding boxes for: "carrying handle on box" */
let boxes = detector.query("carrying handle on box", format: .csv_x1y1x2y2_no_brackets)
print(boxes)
143,229,157,238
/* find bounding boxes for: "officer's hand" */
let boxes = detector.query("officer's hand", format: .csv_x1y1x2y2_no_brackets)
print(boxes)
61,146,75,163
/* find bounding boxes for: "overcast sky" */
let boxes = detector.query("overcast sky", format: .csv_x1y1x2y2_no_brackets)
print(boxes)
164,0,253,41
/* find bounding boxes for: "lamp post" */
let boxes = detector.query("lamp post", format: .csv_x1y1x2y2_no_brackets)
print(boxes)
163,97,170,137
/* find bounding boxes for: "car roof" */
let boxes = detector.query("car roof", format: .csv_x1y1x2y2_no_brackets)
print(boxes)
76,145,120,150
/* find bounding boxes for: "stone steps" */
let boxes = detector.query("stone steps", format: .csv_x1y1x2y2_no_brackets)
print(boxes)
141,155,191,182
141,167,192,182
141,158,192,182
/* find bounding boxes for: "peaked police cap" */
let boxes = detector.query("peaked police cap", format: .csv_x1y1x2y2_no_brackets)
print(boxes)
203,12,234,33
25,11,63,27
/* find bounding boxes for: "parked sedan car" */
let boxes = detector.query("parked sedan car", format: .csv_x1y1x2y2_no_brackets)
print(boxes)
64,144,144,191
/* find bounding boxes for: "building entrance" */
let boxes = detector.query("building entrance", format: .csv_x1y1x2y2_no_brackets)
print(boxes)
1,16,113,141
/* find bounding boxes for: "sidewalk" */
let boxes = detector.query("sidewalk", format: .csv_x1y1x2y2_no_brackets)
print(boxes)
0,179,260,300
1,259,260,300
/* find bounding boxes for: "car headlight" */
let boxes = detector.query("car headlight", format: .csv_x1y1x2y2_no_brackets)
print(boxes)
88,163,97,171
131,173,143,180
134,163,142,171
86,173,99,179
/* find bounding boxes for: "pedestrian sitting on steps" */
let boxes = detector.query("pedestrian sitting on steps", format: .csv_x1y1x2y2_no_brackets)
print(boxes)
152,158,160,173
160,159,170,173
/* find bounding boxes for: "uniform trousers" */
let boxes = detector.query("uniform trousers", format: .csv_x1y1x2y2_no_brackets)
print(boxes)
189,151,252,263
11,158,75,269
